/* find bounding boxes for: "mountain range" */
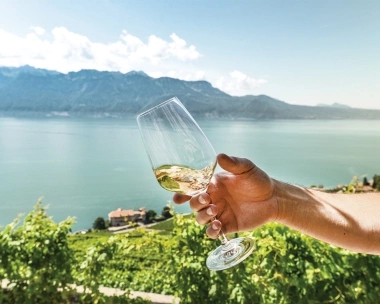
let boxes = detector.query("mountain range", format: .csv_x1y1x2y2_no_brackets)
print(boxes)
0,65,379,119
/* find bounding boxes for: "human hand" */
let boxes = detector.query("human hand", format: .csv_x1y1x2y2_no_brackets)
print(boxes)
173,153,278,239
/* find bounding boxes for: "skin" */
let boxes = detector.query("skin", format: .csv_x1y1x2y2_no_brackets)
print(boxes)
173,153,380,255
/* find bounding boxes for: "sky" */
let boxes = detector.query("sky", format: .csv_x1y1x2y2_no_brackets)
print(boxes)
0,0,379,109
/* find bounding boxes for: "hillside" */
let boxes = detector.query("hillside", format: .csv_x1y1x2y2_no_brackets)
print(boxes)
1,65,380,119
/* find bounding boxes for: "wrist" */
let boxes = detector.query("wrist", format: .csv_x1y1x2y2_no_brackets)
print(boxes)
272,179,311,226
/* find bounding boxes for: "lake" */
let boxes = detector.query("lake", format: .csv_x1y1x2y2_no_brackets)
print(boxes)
1,117,380,230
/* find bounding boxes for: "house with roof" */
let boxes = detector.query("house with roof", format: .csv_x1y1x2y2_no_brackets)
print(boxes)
108,207,146,227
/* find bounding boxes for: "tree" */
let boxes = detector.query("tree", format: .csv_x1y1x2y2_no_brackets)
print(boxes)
363,176,370,186
162,206,173,219
373,175,380,190
145,210,157,224
92,217,106,230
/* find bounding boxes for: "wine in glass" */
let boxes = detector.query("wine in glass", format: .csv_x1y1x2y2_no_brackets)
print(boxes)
137,97,254,271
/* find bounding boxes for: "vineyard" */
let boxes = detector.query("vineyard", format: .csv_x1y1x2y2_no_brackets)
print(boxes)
1,200,380,303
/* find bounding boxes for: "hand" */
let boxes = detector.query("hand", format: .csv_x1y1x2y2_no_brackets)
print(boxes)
173,153,279,239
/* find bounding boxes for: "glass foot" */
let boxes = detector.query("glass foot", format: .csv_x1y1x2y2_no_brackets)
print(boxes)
206,237,255,271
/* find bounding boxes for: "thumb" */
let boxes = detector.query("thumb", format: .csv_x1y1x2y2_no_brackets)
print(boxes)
217,153,255,175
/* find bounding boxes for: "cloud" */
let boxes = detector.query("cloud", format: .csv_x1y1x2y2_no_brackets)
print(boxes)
30,26,45,36
0,26,266,97
215,70,267,96
0,27,201,73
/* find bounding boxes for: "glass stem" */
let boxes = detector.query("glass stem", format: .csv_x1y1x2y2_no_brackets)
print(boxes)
218,230,229,246
213,217,231,248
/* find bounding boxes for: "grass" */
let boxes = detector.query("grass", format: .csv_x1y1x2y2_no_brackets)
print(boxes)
68,213,195,256
68,231,112,255
149,213,194,232
149,218,175,232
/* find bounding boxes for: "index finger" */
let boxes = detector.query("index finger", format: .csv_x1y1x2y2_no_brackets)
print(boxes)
172,193,192,204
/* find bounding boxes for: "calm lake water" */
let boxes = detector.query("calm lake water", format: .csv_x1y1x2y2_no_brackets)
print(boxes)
1,117,380,230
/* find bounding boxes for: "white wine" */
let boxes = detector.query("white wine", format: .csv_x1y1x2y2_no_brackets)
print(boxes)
154,163,216,195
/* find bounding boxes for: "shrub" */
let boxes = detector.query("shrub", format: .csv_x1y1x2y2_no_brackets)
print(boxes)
2,199,380,303
0,200,75,303
169,214,380,303
0,200,150,304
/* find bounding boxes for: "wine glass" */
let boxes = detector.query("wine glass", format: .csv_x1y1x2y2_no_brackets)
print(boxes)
136,97,254,271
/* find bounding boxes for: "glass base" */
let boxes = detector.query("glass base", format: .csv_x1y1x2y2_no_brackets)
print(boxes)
206,237,255,271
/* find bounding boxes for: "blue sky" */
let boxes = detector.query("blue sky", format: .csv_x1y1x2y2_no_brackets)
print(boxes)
0,0,379,109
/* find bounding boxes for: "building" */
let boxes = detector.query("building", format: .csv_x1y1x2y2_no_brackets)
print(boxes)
108,207,146,227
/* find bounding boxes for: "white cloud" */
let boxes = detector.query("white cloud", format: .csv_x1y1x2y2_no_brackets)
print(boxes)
30,26,45,36
168,33,200,61
0,27,201,73
215,70,267,96
0,26,267,97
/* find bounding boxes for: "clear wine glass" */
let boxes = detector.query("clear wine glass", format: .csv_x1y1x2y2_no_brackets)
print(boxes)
137,97,254,271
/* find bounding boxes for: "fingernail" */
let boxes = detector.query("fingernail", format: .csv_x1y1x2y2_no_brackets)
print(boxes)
199,195,207,205
206,207,213,216
212,222,218,230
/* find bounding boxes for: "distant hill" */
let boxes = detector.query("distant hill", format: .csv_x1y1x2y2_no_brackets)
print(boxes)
316,103,351,109
1,65,380,119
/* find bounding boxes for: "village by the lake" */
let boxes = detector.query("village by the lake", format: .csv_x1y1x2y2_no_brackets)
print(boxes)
73,204,175,235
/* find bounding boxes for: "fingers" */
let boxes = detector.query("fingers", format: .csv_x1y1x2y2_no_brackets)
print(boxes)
189,192,210,211
174,191,222,240
206,220,222,239
217,153,255,175
174,191,216,223
172,193,191,204
195,204,217,224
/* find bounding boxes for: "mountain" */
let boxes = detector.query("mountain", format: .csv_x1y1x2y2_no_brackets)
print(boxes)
317,103,351,109
1,66,379,119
